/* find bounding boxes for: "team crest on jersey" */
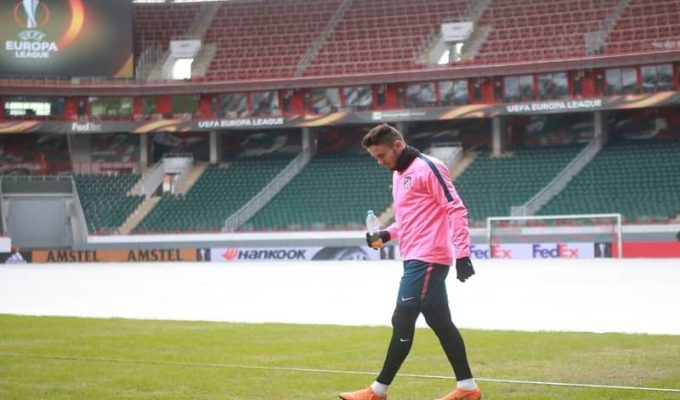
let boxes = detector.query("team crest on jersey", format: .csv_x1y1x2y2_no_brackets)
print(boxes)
403,176,412,190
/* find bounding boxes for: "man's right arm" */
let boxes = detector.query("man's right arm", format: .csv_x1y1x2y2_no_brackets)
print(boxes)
385,220,400,241
366,220,396,249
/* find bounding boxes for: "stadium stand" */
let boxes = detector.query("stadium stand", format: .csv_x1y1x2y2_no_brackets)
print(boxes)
509,113,595,147
204,0,343,80
74,174,144,234
133,3,201,62
0,0,678,237
538,139,680,222
134,157,294,233
454,146,583,226
245,153,392,231
472,0,619,64
0,135,71,175
406,120,494,151
191,0,677,79
303,0,469,76
91,134,140,163
152,133,210,163
605,0,680,55
222,130,302,160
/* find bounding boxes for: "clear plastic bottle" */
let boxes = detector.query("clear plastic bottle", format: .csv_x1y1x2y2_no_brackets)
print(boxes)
366,210,380,234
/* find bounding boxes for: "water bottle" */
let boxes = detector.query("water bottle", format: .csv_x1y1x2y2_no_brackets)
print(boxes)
366,210,380,234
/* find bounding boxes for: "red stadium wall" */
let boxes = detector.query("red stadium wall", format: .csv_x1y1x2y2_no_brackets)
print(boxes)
623,242,680,258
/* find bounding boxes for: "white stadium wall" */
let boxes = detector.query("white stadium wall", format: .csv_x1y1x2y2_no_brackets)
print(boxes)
0,259,679,335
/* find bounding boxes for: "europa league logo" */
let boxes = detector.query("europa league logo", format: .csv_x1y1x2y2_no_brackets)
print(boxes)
22,0,40,29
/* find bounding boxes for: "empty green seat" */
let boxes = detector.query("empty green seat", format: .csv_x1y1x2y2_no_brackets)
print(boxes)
246,153,392,230
539,140,680,222
135,156,294,232
455,145,583,225
74,173,144,233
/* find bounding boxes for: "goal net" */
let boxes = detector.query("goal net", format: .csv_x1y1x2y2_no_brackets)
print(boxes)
486,213,622,259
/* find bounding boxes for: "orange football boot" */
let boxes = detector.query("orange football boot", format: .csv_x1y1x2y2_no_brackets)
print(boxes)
435,387,481,400
339,387,386,400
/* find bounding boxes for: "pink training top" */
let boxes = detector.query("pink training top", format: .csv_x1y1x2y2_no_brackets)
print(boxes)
386,153,471,265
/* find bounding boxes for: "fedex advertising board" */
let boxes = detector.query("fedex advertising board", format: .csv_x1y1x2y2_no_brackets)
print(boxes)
469,243,613,259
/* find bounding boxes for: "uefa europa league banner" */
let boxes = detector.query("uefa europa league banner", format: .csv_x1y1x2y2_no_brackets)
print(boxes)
0,0,133,77
2,93,680,135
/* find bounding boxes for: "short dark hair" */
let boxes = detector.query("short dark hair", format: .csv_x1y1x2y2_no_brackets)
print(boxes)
361,124,405,147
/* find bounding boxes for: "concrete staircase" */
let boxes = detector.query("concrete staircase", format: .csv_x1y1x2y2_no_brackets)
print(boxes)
175,163,207,194
414,0,492,65
146,51,170,81
451,151,477,180
191,43,216,78
118,197,161,235
127,165,154,196
223,149,313,230
513,134,606,217
460,25,492,61
147,2,221,81
119,163,207,234
135,45,164,81
587,0,631,55
186,2,222,40
466,0,493,22
458,0,494,62
294,0,353,77
185,2,222,78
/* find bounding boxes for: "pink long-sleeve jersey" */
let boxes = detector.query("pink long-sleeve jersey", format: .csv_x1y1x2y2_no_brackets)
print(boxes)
386,153,471,265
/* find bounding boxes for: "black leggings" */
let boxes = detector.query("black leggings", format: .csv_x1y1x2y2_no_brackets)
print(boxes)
376,304,473,385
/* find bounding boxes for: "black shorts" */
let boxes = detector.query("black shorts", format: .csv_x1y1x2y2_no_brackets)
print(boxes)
396,260,450,308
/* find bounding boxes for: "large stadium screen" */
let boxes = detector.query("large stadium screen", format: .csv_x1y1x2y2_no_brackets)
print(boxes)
0,0,133,78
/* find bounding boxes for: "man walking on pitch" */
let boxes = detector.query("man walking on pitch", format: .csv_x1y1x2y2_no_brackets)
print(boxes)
340,124,480,400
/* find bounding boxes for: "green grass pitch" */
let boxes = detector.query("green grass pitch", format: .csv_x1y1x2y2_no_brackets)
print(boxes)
1,314,679,399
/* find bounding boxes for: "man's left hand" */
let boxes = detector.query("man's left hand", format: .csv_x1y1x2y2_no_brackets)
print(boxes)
455,257,475,282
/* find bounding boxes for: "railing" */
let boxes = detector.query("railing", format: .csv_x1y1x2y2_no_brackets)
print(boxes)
586,0,631,56
0,174,73,194
163,152,194,159
1,48,678,96
139,160,165,199
0,161,138,176
162,153,194,190
186,1,222,40
72,161,139,175
0,161,139,175
69,175,91,242
466,0,493,23
223,148,314,230
192,43,217,78
135,45,165,81
511,134,606,217
0,174,72,182
294,0,353,77
0,161,76,176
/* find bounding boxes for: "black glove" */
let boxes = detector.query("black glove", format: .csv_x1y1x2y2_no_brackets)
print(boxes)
455,257,475,282
365,231,391,250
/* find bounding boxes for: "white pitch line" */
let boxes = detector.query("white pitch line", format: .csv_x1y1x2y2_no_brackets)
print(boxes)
2,352,679,394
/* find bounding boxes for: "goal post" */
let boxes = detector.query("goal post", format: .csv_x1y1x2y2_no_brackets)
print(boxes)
486,213,623,259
